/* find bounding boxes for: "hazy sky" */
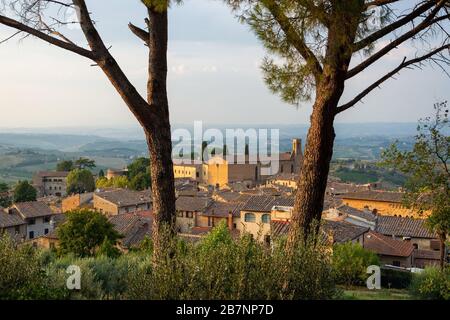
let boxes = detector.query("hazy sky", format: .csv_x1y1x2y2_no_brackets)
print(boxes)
0,0,448,128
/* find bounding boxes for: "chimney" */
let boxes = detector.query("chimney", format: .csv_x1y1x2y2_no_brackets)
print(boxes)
228,211,233,231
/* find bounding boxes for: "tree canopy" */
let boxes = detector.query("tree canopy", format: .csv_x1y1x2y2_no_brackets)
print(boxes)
381,101,449,268
13,181,37,203
66,169,96,194
56,160,74,172
57,209,122,257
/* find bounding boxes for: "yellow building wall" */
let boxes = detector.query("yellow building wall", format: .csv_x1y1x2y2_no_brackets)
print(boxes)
173,165,198,180
207,159,229,187
93,195,119,216
342,198,430,218
239,211,271,241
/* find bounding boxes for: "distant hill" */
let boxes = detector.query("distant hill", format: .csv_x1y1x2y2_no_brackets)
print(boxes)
0,133,112,152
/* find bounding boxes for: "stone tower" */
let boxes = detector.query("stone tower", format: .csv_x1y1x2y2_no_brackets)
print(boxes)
292,138,303,173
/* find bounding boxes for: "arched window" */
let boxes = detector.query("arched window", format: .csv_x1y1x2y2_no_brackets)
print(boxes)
261,214,270,224
244,213,256,223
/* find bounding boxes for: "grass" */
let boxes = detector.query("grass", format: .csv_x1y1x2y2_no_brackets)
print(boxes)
340,286,413,300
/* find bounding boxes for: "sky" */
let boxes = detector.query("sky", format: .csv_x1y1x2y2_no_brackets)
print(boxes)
0,0,448,129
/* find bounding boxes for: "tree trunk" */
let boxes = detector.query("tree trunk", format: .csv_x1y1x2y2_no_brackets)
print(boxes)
286,72,345,247
146,8,177,255
439,232,446,270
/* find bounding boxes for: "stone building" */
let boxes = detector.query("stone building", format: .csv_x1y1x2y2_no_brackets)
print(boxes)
11,201,58,240
32,171,69,197
94,189,151,216
172,138,304,189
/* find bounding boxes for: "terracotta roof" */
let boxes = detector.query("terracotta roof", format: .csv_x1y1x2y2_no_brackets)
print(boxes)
214,190,247,203
415,249,441,260
190,226,213,236
271,220,291,238
176,196,211,212
326,182,370,195
14,201,54,219
108,213,152,248
35,171,69,178
337,205,377,222
364,231,414,257
323,220,369,243
242,195,295,212
271,172,299,181
376,216,437,239
202,201,243,218
0,211,25,228
278,152,292,161
95,189,151,207
271,219,368,244
342,191,404,203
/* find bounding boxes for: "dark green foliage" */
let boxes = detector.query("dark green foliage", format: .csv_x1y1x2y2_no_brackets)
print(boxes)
1,222,338,300
127,157,150,179
98,169,105,178
13,180,37,203
56,160,74,172
66,169,95,194
381,268,413,289
381,103,450,267
0,235,67,300
129,172,151,191
334,163,406,186
332,242,379,286
97,237,122,259
127,157,151,190
126,221,337,300
74,157,96,169
57,209,122,257
0,182,11,207
409,267,450,300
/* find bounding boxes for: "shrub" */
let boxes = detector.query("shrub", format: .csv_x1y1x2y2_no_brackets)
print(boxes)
0,234,66,299
124,221,337,300
332,242,379,286
381,267,413,289
57,209,122,257
409,267,450,300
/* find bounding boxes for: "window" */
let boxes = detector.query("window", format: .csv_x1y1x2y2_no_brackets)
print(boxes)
44,228,49,235
261,214,270,224
187,212,193,218
392,261,401,267
29,231,34,239
196,172,199,178
28,219,36,225
244,213,256,223
15,226,20,235
291,164,294,173
177,211,183,218
44,216,50,223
